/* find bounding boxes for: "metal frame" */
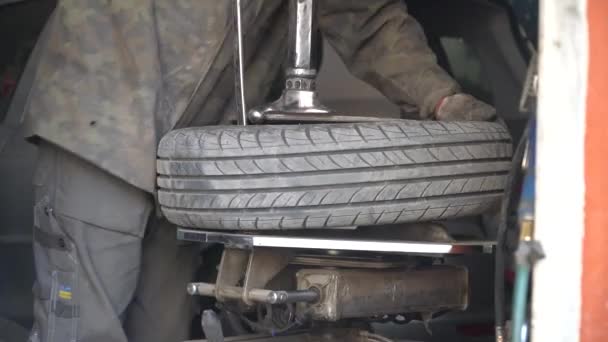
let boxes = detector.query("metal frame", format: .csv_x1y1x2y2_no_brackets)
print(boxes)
177,228,494,255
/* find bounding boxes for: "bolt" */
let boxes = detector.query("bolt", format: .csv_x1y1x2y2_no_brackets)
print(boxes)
248,109,264,124
187,283,198,295
267,291,288,304
268,292,279,304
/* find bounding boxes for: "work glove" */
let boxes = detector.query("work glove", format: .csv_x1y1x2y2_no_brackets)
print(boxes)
434,93,497,121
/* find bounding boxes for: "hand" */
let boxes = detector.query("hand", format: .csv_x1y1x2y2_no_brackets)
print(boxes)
434,93,497,121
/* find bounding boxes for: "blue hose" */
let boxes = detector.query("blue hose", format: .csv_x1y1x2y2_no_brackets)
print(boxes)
511,264,531,342
511,119,536,342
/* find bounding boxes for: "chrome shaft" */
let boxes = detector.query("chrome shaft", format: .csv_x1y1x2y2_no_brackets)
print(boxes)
234,0,248,125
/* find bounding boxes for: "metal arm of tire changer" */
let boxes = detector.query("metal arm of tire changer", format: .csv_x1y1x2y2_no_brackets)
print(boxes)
234,0,393,125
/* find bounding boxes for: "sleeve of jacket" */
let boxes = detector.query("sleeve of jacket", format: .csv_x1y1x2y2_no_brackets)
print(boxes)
318,0,460,119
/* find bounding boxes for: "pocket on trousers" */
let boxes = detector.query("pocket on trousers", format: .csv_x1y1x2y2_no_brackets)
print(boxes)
33,196,80,342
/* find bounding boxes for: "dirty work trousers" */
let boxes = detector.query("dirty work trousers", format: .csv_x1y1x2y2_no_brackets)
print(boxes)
29,141,200,342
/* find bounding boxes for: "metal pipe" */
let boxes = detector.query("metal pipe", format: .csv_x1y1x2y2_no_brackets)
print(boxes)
511,264,531,342
233,0,248,125
187,282,257,300
287,0,317,75
187,282,319,305
267,289,320,304
495,122,531,342
187,282,215,296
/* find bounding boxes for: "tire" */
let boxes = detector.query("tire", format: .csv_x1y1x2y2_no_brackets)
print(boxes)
157,120,512,230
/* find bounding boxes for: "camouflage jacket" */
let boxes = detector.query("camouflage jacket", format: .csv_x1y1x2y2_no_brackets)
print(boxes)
24,0,460,192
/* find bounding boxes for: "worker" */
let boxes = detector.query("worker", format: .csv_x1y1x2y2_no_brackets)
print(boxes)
22,1,495,341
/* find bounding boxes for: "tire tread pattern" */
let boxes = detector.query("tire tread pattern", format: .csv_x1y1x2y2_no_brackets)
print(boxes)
157,121,512,230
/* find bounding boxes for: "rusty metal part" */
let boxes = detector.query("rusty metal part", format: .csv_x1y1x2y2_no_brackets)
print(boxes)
215,248,249,302
177,228,494,255
190,247,296,304
243,248,292,305
296,266,468,321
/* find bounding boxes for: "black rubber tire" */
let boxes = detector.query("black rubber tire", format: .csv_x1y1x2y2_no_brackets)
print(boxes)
157,120,512,230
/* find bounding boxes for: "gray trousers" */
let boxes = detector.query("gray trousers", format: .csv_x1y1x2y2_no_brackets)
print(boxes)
29,142,200,342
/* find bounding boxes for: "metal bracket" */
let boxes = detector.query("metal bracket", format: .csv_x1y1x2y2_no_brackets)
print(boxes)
519,52,538,113
242,248,292,305
215,248,249,302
